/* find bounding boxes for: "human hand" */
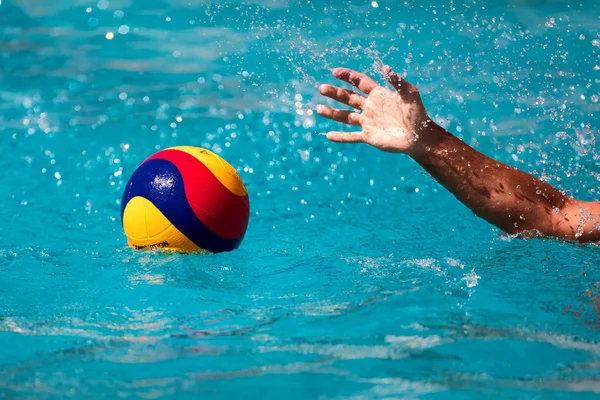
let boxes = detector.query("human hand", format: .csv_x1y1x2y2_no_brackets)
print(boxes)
317,66,432,154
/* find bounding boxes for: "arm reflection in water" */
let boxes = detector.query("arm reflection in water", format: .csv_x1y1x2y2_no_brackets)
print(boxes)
317,66,600,243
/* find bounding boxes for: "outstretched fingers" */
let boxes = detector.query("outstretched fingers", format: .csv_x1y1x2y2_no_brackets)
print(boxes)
326,131,364,143
319,84,365,110
332,68,379,95
316,105,362,126
382,65,418,98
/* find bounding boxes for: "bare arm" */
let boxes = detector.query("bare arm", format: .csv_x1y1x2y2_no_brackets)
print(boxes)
411,122,600,241
316,66,600,243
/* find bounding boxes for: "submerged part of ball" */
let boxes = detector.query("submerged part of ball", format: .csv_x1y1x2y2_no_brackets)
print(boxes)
121,146,250,253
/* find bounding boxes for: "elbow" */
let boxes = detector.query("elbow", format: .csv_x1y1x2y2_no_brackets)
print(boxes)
549,201,600,243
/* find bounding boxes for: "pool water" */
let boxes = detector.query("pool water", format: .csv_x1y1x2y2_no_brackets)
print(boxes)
1,0,600,398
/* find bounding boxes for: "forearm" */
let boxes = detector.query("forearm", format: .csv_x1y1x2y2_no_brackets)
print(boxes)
409,122,581,239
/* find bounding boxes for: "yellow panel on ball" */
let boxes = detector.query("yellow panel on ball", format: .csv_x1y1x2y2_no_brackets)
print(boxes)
170,146,248,196
122,196,200,253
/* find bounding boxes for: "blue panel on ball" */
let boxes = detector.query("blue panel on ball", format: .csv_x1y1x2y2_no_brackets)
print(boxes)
121,159,241,253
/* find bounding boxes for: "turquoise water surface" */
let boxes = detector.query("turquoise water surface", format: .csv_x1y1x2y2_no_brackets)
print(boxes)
1,0,600,398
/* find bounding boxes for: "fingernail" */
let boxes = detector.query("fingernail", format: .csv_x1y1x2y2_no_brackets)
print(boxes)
332,68,345,76
316,105,325,113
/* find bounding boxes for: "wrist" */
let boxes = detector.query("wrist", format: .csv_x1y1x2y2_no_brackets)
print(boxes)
406,119,448,159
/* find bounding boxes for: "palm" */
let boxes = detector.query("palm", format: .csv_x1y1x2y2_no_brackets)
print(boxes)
360,86,427,152
317,66,429,154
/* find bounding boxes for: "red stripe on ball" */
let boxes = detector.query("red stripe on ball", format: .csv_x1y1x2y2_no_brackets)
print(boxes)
146,149,249,241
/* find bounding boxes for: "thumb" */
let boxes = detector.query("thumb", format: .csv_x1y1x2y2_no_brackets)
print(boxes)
383,65,419,98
